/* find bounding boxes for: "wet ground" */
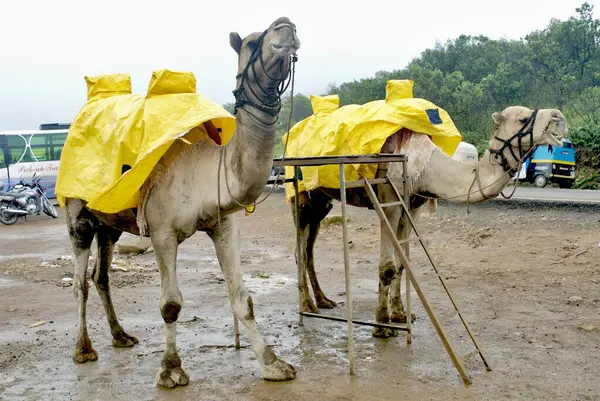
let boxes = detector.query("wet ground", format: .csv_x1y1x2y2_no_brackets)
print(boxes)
0,192,599,401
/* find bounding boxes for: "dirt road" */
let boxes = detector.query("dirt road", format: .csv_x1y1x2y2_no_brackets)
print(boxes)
1,193,599,401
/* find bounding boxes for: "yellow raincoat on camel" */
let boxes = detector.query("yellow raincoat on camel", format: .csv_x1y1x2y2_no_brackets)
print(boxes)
281,80,463,200
55,69,236,213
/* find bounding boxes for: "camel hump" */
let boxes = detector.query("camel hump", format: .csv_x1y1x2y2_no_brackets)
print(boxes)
85,73,132,101
146,69,197,97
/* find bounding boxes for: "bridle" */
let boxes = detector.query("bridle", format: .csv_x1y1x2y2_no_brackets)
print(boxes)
216,27,298,229
468,108,553,205
489,109,539,175
232,29,297,126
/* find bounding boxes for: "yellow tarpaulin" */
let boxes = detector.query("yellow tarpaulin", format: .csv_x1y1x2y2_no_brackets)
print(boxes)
55,69,236,213
281,80,462,200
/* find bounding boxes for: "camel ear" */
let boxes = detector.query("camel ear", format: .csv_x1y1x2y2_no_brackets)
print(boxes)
230,32,242,54
492,112,505,125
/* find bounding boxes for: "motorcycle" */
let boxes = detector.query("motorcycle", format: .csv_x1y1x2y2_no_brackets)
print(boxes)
0,173,59,225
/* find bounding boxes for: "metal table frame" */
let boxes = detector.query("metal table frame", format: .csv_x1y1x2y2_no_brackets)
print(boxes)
271,154,411,375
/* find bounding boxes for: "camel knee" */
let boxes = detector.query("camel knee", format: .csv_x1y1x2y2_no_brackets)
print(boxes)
379,262,396,286
161,301,182,324
231,289,256,321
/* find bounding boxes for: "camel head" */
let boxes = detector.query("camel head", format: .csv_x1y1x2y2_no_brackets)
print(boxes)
229,17,300,119
489,106,567,172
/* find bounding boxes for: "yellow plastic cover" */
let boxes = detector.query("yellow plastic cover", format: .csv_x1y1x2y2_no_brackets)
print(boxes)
281,80,462,200
55,69,236,213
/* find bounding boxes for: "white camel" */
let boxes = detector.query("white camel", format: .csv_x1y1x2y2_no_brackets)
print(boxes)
64,17,300,388
291,106,567,337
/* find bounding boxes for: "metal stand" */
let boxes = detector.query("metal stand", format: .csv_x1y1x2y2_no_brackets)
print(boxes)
269,154,491,385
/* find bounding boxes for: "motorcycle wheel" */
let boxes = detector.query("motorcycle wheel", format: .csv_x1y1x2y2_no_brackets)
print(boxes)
0,203,18,225
42,197,58,218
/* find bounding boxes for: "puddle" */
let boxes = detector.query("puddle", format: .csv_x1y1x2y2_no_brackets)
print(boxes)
242,274,295,295
0,276,19,288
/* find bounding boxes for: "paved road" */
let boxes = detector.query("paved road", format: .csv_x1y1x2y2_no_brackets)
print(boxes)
502,187,600,204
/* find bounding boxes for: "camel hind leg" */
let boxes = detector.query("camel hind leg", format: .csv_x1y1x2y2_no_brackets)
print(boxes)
66,199,99,363
304,194,336,309
92,224,139,348
291,190,334,313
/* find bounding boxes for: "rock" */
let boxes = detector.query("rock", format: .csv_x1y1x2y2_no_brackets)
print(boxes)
578,323,595,331
568,295,583,305
117,234,152,255
26,321,46,328
321,215,351,227
477,227,492,238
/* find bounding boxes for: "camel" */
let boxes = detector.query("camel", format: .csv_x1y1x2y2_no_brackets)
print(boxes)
291,106,567,337
64,17,300,388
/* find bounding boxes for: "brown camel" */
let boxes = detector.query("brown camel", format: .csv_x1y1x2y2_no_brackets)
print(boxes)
291,106,567,337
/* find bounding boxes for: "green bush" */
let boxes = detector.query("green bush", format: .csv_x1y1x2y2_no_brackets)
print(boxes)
568,126,600,153
574,167,599,189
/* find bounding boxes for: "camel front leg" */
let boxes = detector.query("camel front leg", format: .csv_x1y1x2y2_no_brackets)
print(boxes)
92,225,139,348
390,216,410,324
373,205,401,338
209,214,296,381
391,207,421,324
151,230,189,389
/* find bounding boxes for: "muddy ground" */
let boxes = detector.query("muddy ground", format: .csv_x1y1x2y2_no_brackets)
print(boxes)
0,192,599,401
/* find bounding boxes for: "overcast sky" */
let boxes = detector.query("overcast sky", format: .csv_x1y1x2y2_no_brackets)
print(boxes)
0,0,595,130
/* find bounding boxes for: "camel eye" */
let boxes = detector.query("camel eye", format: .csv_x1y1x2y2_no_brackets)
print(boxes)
247,40,258,50
519,117,530,124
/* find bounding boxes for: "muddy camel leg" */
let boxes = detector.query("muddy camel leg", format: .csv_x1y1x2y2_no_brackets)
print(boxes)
92,225,139,348
373,204,401,338
151,229,189,389
291,196,318,313
66,201,98,363
390,207,421,324
390,215,410,324
209,214,296,381
305,205,337,309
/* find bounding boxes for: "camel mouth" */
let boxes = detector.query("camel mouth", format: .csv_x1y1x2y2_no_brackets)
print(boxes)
271,43,298,56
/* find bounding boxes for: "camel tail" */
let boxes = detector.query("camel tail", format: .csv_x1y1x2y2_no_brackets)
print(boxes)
137,181,150,238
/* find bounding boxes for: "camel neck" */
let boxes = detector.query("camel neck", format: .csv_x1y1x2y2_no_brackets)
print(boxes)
418,147,512,204
219,109,277,205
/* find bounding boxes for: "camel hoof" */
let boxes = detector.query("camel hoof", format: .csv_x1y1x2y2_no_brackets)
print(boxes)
262,358,297,381
316,297,337,309
391,313,416,324
301,300,320,314
112,331,140,348
73,346,98,363
156,366,189,389
372,327,399,338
